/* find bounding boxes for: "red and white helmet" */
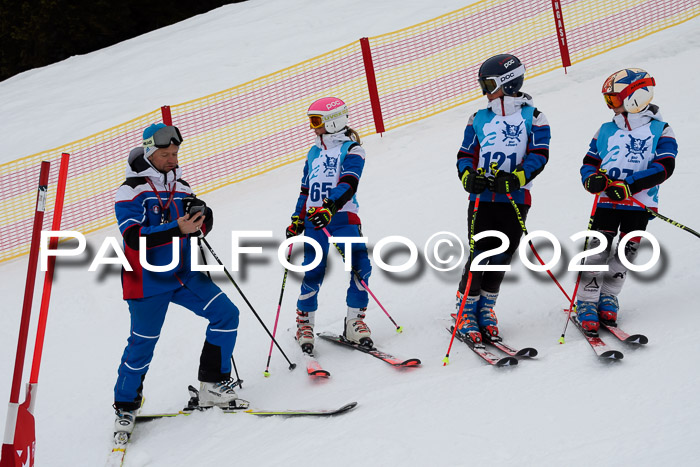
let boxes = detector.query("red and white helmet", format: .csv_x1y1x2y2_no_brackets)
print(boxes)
307,97,349,133
602,68,655,113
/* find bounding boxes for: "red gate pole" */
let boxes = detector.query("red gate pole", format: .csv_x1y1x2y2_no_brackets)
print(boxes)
1,161,50,467
161,105,173,125
359,37,385,135
29,153,71,385
551,0,572,72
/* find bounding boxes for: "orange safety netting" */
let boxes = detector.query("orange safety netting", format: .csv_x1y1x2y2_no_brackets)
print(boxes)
1,0,697,263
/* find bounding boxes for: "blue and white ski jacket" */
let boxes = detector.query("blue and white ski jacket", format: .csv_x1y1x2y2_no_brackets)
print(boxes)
457,93,550,205
292,131,366,225
581,104,678,211
114,147,213,299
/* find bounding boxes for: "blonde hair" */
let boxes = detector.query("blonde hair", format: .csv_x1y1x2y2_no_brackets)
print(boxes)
345,127,362,145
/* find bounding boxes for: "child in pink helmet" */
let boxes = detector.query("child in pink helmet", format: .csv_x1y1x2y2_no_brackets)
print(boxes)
285,97,373,354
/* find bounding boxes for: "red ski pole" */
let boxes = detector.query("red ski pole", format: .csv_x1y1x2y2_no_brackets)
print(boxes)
1,161,50,467
560,193,600,344
443,194,480,365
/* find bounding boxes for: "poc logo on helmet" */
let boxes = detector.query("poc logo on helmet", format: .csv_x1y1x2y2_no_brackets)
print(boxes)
499,72,515,83
326,100,344,110
502,58,515,68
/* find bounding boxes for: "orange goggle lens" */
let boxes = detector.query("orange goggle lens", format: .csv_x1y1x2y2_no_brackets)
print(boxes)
603,93,623,109
308,115,324,129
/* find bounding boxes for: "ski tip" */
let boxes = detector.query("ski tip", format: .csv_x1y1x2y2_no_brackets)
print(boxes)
496,357,519,367
600,350,624,360
625,335,649,345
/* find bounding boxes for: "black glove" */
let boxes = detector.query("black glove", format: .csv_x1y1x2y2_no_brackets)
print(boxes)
584,173,610,194
492,169,525,194
286,215,305,238
307,198,336,229
605,180,631,201
461,168,489,193
182,196,206,217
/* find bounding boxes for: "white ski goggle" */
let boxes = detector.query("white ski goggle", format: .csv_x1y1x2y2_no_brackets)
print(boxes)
478,64,526,95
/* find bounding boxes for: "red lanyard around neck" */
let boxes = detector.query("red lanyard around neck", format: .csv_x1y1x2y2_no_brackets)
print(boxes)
146,177,176,223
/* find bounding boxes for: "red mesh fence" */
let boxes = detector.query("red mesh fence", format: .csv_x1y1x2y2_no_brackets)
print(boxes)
1,0,697,263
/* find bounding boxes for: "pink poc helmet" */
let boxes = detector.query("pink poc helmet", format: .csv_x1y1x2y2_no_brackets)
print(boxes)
307,97,349,133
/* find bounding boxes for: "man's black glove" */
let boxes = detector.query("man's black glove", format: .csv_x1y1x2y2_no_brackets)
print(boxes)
182,196,207,217
461,168,489,194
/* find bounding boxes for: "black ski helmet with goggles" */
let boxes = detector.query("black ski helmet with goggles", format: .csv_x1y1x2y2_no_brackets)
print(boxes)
477,54,525,96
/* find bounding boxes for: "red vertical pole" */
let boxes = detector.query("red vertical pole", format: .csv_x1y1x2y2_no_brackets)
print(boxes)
29,153,70,384
359,37,385,134
551,0,571,72
1,161,50,467
161,105,172,125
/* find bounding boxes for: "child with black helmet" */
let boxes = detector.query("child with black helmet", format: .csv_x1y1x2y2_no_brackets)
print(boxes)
574,68,678,335
455,53,551,345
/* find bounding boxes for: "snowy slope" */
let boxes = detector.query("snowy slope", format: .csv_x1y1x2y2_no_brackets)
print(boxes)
2,1,700,466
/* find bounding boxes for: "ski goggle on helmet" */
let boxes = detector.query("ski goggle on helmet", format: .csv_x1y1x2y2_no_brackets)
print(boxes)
477,54,526,95
307,97,349,133
602,68,655,113
143,124,183,149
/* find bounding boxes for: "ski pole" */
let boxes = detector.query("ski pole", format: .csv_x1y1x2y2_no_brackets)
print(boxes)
443,193,481,366
561,193,600,344
488,163,572,303
199,237,297,371
230,356,243,388
628,197,700,239
505,193,572,303
264,243,294,377
321,227,403,333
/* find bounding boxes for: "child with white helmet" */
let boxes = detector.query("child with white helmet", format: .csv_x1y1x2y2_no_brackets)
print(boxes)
575,68,678,335
285,97,373,353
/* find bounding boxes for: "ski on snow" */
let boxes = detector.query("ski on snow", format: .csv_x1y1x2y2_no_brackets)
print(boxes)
568,314,624,360
316,332,421,368
600,322,648,345
450,313,538,359
108,387,357,465
447,326,518,367
136,385,356,419
302,350,331,378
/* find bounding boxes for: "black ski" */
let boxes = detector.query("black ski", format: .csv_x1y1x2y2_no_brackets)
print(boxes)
450,313,537,358
600,322,648,345
316,332,421,367
448,326,518,367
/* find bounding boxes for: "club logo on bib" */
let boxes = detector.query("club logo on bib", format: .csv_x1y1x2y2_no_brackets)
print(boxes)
151,205,160,215
323,155,338,175
502,122,523,146
625,135,650,163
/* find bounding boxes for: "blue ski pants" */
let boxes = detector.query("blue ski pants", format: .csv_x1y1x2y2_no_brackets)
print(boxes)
297,222,372,312
114,271,239,410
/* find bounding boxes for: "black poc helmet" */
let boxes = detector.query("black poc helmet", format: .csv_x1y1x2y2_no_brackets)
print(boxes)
478,54,526,96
